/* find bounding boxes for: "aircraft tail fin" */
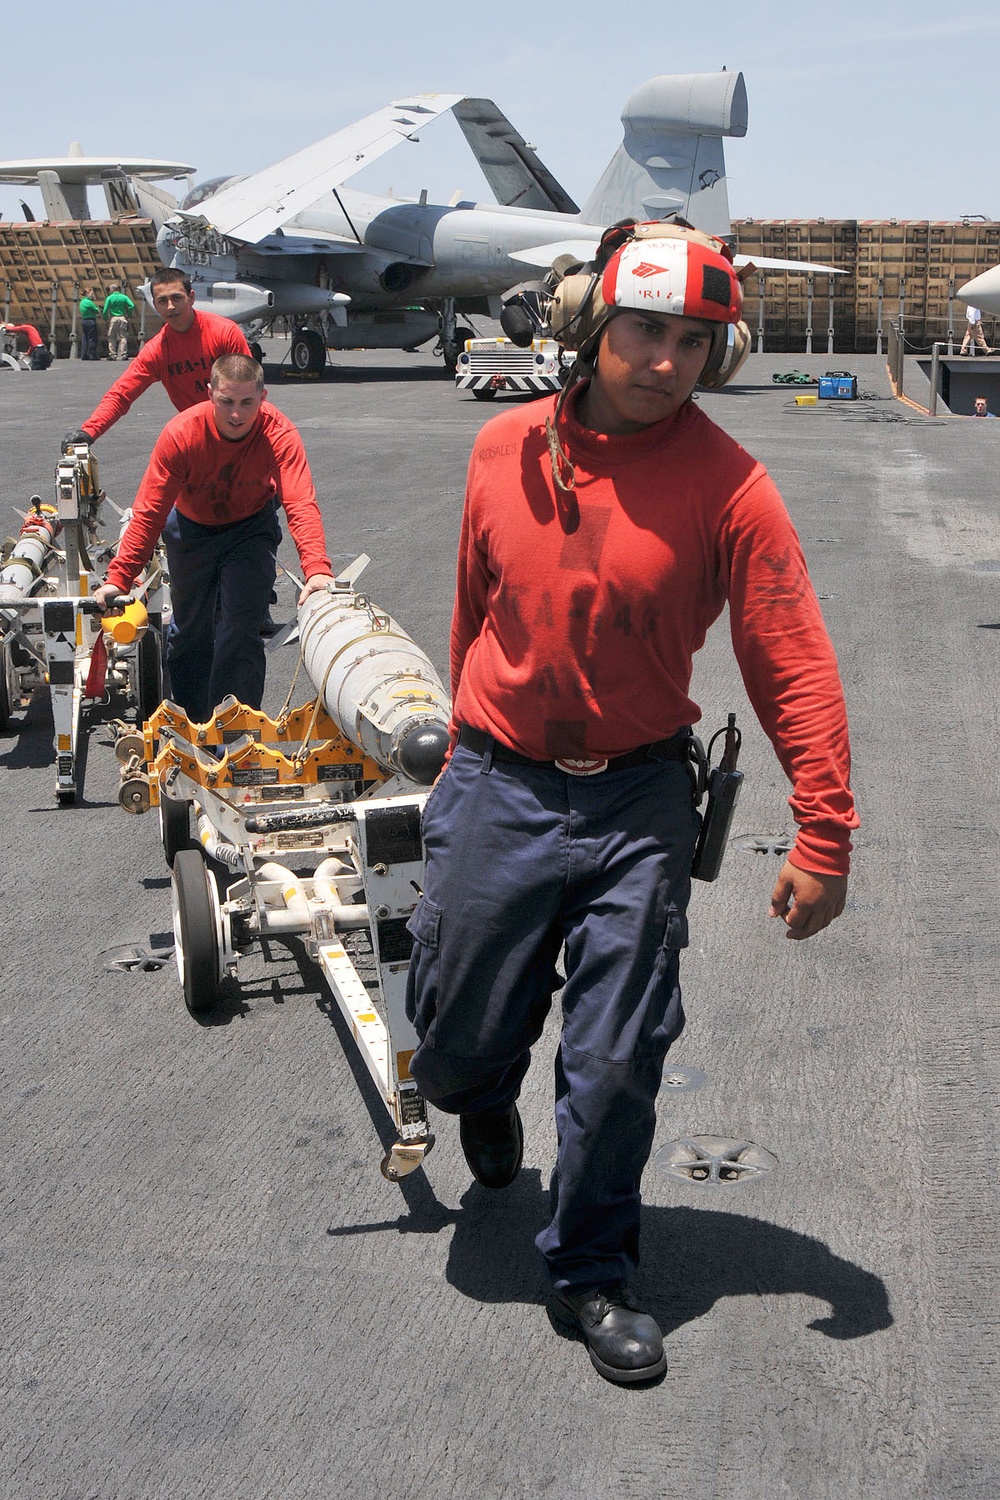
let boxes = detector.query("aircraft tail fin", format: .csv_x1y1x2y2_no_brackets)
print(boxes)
37,170,85,221
101,173,178,226
453,98,579,214
581,71,747,240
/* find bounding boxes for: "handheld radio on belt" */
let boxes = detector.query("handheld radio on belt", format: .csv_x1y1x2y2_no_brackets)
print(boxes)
691,713,743,882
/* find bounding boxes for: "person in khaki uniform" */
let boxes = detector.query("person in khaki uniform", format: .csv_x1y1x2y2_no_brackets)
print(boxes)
961,304,992,355
102,287,135,360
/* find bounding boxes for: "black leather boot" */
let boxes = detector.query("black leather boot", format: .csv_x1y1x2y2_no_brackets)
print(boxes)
552,1284,666,1384
459,1103,523,1188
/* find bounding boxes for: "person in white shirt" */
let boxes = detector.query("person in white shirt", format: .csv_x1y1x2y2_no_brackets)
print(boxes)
961,304,992,355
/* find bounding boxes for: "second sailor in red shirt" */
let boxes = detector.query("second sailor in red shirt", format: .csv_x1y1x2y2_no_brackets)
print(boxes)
93,353,334,721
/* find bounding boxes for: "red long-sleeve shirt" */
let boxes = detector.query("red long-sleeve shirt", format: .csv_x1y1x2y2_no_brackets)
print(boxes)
451,389,858,876
4,323,44,349
105,401,332,592
82,310,250,438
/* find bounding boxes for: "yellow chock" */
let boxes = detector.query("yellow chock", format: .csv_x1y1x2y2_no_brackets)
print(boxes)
794,393,818,406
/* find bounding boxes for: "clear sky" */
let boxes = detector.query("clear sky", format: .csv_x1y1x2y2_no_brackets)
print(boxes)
1,0,995,225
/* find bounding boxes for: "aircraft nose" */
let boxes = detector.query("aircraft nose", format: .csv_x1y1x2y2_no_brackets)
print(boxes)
958,265,1000,315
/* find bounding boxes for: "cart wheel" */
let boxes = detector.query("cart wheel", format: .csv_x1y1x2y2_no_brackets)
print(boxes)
472,386,497,401
136,627,163,724
159,795,192,867
0,642,12,732
172,849,222,1015
380,1136,435,1181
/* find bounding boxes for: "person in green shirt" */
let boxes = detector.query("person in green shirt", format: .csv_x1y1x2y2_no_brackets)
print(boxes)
103,288,135,360
79,288,101,361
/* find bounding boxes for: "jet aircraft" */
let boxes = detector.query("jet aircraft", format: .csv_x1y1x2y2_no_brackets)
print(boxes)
151,74,840,374
0,143,193,221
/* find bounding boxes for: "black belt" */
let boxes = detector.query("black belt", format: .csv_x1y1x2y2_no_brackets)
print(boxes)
457,723,691,776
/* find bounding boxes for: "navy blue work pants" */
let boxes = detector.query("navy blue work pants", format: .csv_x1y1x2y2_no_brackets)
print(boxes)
406,742,700,1292
162,501,281,723
81,320,98,360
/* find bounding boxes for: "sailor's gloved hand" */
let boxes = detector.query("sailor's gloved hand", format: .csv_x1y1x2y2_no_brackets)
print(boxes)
62,429,92,449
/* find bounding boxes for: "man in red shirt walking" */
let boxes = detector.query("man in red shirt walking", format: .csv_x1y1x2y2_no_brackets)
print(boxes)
404,222,858,1386
93,354,334,722
63,268,251,446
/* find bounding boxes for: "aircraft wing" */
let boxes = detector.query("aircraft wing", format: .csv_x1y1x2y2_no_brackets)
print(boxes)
509,239,601,268
177,93,463,245
509,244,845,276
735,254,845,276
452,99,579,214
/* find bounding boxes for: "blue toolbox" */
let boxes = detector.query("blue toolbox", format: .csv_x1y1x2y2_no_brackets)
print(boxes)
818,372,857,400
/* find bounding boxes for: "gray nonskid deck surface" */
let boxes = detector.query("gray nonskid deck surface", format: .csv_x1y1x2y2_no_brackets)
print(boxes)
1,348,997,1499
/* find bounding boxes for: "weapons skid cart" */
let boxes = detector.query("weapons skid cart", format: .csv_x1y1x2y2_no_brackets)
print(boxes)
114,560,451,1182
0,444,167,803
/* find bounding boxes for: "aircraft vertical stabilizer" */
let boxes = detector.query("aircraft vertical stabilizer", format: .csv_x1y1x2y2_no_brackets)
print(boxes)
581,71,747,240
452,99,580,214
37,170,84,221
102,173,178,226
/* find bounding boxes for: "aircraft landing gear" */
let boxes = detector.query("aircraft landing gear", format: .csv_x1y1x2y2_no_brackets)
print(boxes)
290,329,326,374
438,298,474,374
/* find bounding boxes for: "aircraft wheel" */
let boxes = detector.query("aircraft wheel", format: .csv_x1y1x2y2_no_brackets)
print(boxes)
291,330,326,374
136,627,163,725
172,849,222,1015
472,387,497,402
250,341,263,364
159,794,192,867
442,324,476,375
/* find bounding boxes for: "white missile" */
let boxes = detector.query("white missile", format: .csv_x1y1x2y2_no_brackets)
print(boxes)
0,505,59,617
297,580,450,785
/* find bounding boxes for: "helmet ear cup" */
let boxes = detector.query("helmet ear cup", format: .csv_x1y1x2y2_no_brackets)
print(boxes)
549,272,607,353
698,319,752,389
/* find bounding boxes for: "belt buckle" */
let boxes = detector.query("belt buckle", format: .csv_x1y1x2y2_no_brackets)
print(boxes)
554,756,609,777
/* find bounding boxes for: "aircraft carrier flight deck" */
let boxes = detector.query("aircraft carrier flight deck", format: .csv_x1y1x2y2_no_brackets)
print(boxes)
1,345,997,1500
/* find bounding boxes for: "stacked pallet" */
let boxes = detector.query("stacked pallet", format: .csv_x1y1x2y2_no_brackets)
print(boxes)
0,220,161,356
732,220,1000,352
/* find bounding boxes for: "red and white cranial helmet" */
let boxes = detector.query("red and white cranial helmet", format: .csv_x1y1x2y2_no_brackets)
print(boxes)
601,233,743,326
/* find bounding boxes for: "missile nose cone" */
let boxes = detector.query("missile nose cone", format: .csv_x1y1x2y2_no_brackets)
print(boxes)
397,721,450,785
959,265,1000,314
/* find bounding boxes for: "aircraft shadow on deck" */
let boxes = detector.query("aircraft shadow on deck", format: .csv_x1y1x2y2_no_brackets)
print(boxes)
265,360,452,387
